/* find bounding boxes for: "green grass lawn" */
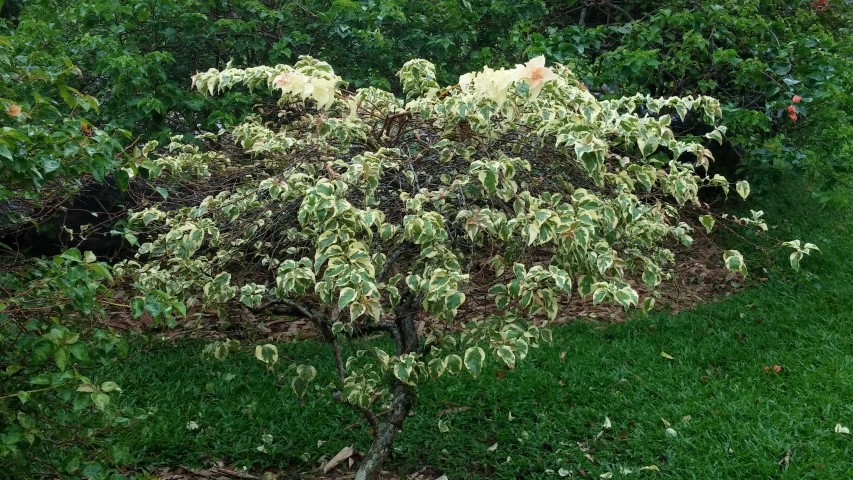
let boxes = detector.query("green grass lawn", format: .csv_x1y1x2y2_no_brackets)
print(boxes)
100,180,853,479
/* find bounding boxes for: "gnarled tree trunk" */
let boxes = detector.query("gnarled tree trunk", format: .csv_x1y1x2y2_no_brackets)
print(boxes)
355,293,420,479
355,382,414,480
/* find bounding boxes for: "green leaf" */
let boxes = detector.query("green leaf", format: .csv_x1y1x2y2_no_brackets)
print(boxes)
296,364,317,382
464,346,486,378
445,291,465,311
77,384,96,393
100,381,122,393
61,453,82,473
81,462,107,480
54,347,70,370
699,215,715,233
32,339,53,364
130,298,145,319
614,287,639,309
428,357,446,379
91,392,110,411
69,343,90,362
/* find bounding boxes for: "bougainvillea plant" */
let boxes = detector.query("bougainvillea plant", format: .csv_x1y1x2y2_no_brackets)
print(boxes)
115,56,815,478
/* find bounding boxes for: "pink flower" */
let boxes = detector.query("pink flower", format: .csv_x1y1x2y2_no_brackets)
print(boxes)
6,104,21,117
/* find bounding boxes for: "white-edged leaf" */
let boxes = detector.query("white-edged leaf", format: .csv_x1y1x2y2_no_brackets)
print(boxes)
736,180,750,200
254,344,279,365
464,346,486,378
496,345,516,369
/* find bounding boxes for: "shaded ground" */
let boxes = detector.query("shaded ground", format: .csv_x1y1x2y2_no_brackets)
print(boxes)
101,218,743,344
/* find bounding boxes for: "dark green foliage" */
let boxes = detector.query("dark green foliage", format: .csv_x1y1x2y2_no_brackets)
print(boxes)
0,249,143,478
8,0,549,136
3,0,851,201
530,0,853,190
0,36,128,203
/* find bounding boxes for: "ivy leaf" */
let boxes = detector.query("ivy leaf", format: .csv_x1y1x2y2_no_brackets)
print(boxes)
464,346,486,378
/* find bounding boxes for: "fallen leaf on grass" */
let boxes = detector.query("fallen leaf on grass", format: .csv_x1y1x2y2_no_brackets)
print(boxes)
436,406,470,417
835,424,850,434
322,446,355,473
660,351,675,360
778,451,791,468
487,442,498,452
665,428,678,437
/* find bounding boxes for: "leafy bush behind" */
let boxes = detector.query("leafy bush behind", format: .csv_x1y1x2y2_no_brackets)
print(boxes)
3,0,850,203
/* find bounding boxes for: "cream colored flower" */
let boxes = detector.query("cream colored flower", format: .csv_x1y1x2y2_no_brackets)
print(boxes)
311,78,337,110
274,71,308,102
459,72,475,90
515,56,556,97
273,72,296,90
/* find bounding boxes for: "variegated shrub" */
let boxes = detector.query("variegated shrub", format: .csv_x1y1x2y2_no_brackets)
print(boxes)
114,56,813,479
